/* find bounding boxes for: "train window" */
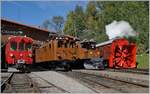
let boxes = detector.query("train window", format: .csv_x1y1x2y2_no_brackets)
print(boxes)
49,44,51,48
90,44,96,49
19,41,24,51
10,41,17,51
69,42,75,48
65,43,68,48
81,42,96,49
58,41,63,48
25,43,32,51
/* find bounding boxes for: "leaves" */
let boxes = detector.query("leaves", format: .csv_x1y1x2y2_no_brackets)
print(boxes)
63,1,148,54
52,16,64,34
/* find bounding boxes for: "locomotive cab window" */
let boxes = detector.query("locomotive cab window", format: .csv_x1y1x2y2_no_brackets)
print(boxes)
10,41,17,51
25,43,32,51
69,41,75,48
90,44,96,49
58,40,63,48
19,41,24,51
81,42,96,49
65,43,67,48
49,44,51,48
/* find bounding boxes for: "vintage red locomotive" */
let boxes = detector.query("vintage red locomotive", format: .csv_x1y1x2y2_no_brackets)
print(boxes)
96,38,136,69
1,35,33,72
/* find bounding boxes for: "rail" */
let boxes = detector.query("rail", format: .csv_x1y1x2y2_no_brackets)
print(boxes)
107,68,149,75
58,71,149,93
1,73,14,92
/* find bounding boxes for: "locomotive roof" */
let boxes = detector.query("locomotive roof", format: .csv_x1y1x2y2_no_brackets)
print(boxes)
48,34,80,41
96,38,123,47
9,35,32,39
64,35,80,41
80,39,96,44
96,39,113,47
8,36,33,42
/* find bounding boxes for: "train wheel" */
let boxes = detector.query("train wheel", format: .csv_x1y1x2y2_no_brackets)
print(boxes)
62,61,71,72
64,64,72,72
103,60,109,68
114,46,133,68
51,63,56,70
25,65,31,73
19,69,25,73
80,60,85,69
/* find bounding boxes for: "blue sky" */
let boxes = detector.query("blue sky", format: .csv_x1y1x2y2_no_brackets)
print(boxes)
1,1,88,27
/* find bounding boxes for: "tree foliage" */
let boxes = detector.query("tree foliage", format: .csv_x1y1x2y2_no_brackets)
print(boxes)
63,1,149,54
41,16,64,34
96,1,149,54
51,16,64,34
64,5,85,37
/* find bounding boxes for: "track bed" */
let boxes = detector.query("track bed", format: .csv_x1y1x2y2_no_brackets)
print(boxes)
2,73,40,93
107,68,149,75
58,71,149,93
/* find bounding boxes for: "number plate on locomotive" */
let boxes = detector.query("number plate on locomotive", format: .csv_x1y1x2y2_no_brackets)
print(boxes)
17,60,25,64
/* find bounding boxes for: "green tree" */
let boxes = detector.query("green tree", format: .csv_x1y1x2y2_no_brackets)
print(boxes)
64,1,149,54
64,5,85,37
96,1,149,54
51,16,64,34
64,11,76,36
74,5,86,37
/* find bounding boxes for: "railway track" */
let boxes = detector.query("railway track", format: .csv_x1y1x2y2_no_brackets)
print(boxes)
58,71,149,93
106,68,149,75
1,72,40,93
1,73,14,92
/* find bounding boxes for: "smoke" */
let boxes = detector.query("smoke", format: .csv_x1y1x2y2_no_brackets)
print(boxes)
105,20,136,39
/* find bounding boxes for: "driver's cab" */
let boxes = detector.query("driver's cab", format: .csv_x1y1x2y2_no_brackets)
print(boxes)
80,39,99,59
47,34,80,61
6,36,33,65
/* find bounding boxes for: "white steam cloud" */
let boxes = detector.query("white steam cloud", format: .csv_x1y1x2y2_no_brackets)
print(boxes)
105,20,136,39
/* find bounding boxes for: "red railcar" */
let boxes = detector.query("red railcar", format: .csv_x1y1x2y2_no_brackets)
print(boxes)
96,38,136,68
3,35,33,72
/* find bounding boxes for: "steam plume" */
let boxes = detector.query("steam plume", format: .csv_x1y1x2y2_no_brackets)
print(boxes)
105,20,136,39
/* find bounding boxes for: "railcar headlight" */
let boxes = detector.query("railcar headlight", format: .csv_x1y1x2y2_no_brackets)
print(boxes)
20,54,23,57
65,37,68,40
90,52,93,54
29,54,32,57
10,53,13,57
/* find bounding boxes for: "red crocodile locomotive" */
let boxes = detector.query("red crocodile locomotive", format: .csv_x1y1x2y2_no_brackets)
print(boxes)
2,35,33,72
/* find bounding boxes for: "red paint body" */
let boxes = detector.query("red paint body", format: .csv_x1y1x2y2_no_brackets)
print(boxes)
97,38,136,68
5,36,33,65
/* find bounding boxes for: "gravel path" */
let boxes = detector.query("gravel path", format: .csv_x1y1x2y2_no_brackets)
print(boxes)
31,71,95,93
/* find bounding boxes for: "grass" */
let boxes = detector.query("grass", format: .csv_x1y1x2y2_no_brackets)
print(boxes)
136,54,149,69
